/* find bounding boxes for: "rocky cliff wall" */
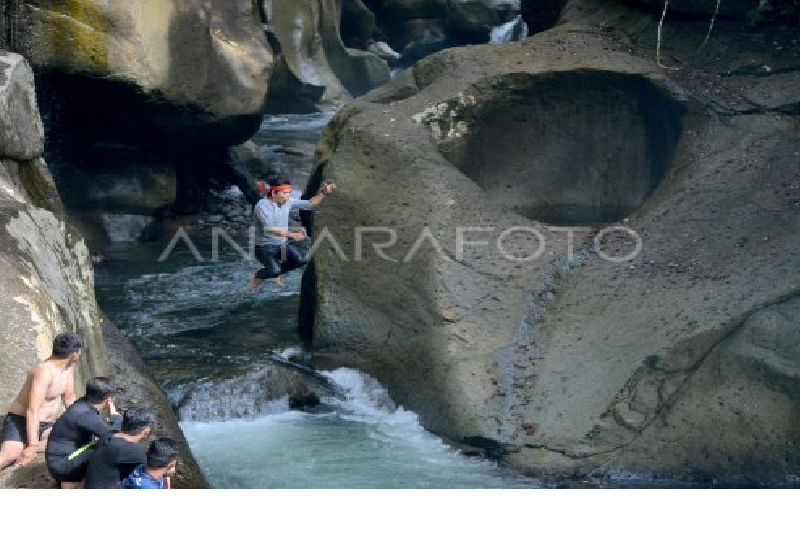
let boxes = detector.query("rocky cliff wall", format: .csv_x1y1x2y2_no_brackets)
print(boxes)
0,51,206,489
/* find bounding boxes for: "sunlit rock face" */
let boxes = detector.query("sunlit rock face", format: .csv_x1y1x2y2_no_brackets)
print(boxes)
0,52,106,417
22,0,273,144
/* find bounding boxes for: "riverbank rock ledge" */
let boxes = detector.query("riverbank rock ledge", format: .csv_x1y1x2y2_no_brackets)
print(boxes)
303,3,800,484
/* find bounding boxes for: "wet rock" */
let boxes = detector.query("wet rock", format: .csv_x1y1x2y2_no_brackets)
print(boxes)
102,317,208,489
289,389,322,410
175,360,341,422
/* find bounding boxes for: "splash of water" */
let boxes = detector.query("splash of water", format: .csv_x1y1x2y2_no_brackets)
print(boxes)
181,367,540,488
489,15,529,44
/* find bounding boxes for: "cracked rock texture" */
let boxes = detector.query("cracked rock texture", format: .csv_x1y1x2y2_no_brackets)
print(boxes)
301,0,800,483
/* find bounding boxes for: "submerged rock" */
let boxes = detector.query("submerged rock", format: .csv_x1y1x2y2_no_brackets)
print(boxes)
174,359,343,422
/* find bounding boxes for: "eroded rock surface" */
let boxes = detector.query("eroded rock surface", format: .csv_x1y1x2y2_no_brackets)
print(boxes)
301,8,800,483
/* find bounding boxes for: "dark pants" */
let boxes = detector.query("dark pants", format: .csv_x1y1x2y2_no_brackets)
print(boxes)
1,413,54,445
254,243,307,279
46,447,95,483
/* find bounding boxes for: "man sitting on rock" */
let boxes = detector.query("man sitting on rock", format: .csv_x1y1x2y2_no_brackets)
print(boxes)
248,175,337,290
122,437,178,489
84,406,154,489
0,332,83,471
45,377,121,488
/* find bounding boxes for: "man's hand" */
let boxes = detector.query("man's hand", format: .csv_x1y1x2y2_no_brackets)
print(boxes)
309,182,337,207
15,446,39,467
289,230,307,241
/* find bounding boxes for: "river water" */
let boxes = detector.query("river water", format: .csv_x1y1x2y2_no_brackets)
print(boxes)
93,113,540,489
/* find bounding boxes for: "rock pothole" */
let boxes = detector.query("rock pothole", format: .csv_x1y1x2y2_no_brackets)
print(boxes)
413,70,686,225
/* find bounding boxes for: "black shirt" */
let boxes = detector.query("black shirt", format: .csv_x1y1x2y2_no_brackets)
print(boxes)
45,398,122,459
84,435,147,489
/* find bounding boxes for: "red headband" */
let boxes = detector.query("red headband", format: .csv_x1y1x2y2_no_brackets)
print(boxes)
257,182,294,195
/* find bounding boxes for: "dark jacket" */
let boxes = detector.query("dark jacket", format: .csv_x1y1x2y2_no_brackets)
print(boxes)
45,398,122,482
84,435,146,489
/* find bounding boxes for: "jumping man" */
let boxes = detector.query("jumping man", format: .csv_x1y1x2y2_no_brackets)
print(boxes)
248,176,337,290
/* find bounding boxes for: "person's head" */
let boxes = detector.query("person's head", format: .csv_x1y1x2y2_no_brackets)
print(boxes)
258,174,294,205
52,332,83,362
121,407,154,440
84,377,115,407
147,437,178,477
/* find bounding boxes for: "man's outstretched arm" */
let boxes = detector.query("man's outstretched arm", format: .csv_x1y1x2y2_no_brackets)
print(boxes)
307,182,338,207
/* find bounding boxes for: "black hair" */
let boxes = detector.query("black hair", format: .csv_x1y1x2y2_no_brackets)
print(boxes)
52,332,84,358
262,174,291,188
84,377,115,404
122,407,154,435
147,437,179,469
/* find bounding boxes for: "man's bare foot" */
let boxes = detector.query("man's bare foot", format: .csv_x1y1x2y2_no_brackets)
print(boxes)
248,277,264,291
273,276,286,287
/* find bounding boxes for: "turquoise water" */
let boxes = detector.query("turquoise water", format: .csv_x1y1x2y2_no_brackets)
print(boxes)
95,240,539,488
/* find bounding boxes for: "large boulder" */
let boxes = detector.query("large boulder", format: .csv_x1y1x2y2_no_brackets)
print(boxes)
301,14,800,484
21,0,273,146
8,1,272,246
267,0,390,110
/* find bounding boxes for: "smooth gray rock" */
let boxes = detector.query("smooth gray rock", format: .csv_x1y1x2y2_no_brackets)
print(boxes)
0,53,44,161
302,20,800,483
23,0,273,143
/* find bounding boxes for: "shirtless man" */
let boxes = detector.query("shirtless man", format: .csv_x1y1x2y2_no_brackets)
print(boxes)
0,332,83,471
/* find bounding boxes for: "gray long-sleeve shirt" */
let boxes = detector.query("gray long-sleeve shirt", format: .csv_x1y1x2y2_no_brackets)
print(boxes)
254,197,313,246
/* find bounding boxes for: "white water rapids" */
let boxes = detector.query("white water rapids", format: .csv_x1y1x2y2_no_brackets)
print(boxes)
181,368,539,488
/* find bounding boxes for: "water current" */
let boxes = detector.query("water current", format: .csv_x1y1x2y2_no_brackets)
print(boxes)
94,113,540,488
